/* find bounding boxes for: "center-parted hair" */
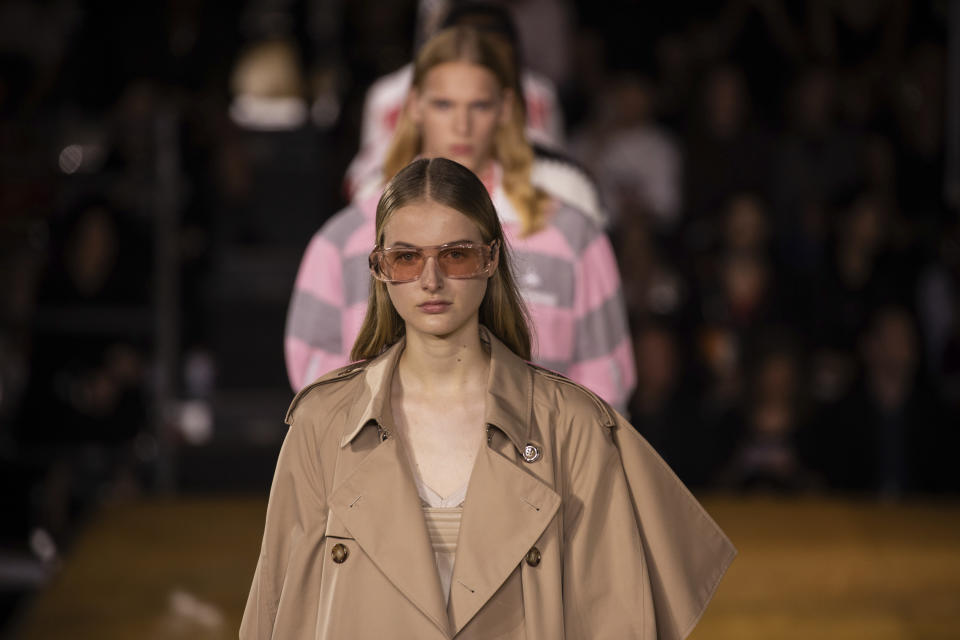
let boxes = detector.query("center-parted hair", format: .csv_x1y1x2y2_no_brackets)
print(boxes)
351,157,532,361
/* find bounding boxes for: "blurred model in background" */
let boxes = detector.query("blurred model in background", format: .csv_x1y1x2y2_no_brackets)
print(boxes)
285,25,634,410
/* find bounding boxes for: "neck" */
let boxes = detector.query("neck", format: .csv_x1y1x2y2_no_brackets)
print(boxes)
475,160,496,193
398,321,490,393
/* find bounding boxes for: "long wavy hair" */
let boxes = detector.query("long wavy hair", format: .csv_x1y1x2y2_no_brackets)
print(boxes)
351,158,532,361
383,26,548,237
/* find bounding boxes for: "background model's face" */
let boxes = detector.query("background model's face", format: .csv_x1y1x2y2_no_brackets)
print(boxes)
382,201,495,342
411,61,510,176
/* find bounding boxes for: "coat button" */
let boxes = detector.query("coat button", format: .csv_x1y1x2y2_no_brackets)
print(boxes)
525,547,542,567
331,543,349,564
522,443,541,463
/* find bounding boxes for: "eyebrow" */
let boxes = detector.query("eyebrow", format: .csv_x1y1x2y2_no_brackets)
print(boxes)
388,239,478,248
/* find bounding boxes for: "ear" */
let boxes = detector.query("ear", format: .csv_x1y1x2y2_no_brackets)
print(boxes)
486,240,500,278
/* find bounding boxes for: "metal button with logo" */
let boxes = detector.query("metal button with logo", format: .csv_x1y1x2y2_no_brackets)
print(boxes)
522,443,541,463
525,547,542,567
331,543,349,564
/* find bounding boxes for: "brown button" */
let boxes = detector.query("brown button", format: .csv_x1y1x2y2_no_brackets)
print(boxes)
331,543,349,564
525,547,541,567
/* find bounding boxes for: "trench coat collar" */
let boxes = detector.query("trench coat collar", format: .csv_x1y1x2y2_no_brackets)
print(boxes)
340,326,533,457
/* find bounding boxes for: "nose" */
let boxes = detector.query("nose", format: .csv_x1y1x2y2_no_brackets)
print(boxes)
420,255,443,291
453,106,471,136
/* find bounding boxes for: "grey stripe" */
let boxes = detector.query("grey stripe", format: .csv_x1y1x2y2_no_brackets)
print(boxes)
550,203,599,255
532,358,569,375
286,290,343,353
513,251,575,309
323,206,370,248
344,254,373,305
574,292,629,361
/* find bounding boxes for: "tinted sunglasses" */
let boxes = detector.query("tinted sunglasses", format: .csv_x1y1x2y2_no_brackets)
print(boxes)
369,240,498,284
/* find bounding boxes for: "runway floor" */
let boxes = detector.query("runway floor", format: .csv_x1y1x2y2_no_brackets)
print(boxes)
8,495,960,639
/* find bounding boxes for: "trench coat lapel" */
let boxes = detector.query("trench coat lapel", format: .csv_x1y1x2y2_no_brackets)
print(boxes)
329,436,451,636
328,340,451,636
447,329,561,635
447,445,560,635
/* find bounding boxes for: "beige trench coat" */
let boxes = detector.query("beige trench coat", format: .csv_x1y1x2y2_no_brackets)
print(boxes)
241,329,735,639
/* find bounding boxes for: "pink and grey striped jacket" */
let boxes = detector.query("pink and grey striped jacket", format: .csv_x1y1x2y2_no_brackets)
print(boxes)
284,169,636,410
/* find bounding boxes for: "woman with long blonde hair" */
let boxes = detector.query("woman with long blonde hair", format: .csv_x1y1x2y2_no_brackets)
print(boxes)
285,26,635,410
244,158,734,638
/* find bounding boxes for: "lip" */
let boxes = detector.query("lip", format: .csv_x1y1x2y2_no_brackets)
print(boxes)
448,144,473,156
418,301,452,313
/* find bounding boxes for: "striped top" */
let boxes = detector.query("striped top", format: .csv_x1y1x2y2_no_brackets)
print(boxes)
423,507,462,555
418,479,468,605
283,165,636,411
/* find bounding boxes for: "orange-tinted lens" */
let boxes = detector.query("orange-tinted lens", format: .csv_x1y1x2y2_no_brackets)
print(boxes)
382,249,424,281
438,245,485,277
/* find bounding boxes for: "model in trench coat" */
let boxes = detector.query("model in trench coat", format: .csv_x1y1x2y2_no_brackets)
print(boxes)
241,328,735,639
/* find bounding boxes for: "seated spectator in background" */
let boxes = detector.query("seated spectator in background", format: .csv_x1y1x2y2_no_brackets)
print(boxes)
807,306,947,496
891,41,947,221
571,74,681,230
717,335,818,492
612,211,689,325
801,191,920,405
917,219,960,429
689,192,780,312
628,322,708,487
682,65,772,238
16,198,150,538
285,26,635,410
723,193,770,254
771,66,865,273
18,199,149,446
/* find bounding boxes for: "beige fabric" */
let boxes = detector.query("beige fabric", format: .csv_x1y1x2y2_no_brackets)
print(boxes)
424,506,463,603
241,328,736,639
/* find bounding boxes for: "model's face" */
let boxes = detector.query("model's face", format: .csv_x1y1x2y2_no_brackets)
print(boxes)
382,201,497,341
410,61,511,175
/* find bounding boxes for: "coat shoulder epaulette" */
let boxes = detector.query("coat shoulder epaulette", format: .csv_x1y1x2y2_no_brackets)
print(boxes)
526,362,617,427
284,361,369,425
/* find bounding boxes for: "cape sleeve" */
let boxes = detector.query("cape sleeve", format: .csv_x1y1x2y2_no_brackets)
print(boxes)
611,411,737,639
240,416,328,638
560,414,657,639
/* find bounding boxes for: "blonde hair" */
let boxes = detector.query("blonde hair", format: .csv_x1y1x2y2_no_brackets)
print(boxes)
351,158,532,361
383,26,549,236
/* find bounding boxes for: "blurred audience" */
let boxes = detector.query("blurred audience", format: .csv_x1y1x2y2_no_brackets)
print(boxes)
806,306,949,496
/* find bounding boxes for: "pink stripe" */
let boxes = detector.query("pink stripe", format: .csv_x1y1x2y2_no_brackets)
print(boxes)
504,223,576,261
573,235,623,317
343,303,368,351
295,236,343,306
343,219,377,255
285,336,351,390
285,335,312,390
526,303,575,362
565,337,635,410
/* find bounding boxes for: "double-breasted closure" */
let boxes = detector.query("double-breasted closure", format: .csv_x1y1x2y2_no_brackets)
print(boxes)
241,329,735,639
